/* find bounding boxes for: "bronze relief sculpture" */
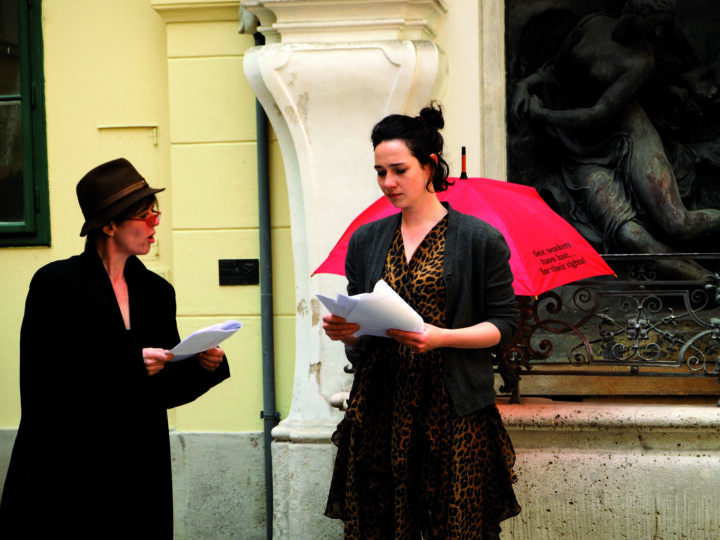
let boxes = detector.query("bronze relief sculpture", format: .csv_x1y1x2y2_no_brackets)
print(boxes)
507,0,720,279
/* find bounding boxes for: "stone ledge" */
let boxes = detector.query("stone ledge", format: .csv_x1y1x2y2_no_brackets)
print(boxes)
498,397,720,453
242,0,447,43
497,397,720,431
152,0,241,23
273,397,720,449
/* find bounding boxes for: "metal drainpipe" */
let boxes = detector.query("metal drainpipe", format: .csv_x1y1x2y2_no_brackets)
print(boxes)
253,31,279,540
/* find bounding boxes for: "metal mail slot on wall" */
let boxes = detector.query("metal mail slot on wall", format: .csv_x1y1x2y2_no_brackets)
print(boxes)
218,259,259,286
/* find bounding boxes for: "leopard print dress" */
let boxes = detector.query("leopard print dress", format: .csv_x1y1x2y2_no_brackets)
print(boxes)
325,217,521,539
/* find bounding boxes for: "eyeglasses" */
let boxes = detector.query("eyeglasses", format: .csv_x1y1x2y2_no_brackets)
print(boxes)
129,210,161,227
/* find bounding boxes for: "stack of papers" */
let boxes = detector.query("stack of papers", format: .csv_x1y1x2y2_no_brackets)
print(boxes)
316,280,424,337
170,320,243,361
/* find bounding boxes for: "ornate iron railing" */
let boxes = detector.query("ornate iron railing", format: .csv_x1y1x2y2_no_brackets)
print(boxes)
497,254,720,405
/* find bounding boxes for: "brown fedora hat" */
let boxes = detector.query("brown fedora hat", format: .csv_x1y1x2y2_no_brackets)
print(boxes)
77,158,165,236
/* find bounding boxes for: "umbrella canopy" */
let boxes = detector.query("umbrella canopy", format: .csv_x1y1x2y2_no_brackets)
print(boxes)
312,177,615,296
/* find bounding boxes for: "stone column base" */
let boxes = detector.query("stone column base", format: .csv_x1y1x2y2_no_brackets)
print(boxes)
271,400,720,539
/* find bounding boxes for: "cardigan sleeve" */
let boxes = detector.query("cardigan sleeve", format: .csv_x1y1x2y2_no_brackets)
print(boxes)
443,208,519,346
342,224,370,365
342,219,394,366
479,229,520,345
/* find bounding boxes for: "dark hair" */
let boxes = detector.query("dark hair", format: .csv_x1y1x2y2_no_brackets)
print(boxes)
85,194,158,244
371,101,452,192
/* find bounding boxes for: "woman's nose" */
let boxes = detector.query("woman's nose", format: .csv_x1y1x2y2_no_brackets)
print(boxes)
381,174,397,188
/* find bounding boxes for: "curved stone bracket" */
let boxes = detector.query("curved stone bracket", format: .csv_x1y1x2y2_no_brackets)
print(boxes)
244,39,443,429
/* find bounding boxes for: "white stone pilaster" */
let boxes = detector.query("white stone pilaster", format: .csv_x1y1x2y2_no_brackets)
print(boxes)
242,4,446,536
242,1,447,439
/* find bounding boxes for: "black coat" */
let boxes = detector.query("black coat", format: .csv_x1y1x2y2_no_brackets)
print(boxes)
0,245,230,539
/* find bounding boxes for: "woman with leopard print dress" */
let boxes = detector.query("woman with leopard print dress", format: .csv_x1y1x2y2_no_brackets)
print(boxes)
322,103,522,539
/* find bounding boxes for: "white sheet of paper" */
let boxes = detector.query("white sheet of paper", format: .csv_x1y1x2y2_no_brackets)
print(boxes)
317,280,424,337
170,320,242,361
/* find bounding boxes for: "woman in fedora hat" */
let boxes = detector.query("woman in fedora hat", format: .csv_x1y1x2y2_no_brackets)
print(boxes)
0,158,230,538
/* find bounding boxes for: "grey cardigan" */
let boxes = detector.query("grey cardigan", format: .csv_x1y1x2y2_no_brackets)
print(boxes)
345,203,519,416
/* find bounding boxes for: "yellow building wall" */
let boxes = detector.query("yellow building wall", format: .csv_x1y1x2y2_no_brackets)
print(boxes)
0,0,294,433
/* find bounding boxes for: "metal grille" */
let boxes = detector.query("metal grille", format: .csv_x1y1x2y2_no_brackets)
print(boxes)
497,254,720,405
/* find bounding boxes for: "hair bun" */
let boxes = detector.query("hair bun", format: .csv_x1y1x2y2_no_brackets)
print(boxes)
417,102,445,130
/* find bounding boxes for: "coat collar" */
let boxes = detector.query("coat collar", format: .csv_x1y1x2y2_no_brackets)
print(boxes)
81,242,145,280
81,243,148,335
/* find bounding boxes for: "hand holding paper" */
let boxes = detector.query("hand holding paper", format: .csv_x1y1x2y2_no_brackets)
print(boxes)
196,347,225,372
317,280,424,338
170,320,242,361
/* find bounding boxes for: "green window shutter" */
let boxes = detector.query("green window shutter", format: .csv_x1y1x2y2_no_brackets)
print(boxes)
0,0,50,246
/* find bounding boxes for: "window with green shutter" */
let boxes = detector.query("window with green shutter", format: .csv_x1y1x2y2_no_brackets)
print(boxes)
0,0,49,246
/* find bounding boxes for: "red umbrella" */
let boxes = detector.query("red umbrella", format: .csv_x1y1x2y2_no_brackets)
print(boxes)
312,177,615,296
